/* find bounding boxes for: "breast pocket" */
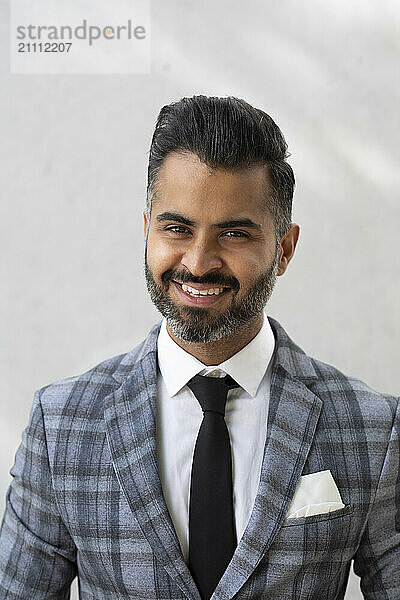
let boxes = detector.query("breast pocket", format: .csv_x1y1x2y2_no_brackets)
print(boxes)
281,503,354,527
266,504,356,598
269,504,356,582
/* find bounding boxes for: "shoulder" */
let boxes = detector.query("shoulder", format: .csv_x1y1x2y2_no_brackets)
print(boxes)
268,315,398,426
36,338,148,417
307,354,399,428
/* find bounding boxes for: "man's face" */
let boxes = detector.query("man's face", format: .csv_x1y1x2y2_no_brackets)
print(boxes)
143,151,281,343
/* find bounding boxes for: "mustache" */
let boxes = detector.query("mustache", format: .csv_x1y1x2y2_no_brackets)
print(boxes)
162,269,239,291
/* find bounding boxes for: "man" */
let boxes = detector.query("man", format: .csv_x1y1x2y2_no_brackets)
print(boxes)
0,95,398,600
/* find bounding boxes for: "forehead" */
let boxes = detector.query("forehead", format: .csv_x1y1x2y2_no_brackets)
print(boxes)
153,151,273,220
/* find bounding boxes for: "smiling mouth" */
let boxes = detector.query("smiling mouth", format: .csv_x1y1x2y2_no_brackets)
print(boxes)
172,280,231,295
171,280,232,304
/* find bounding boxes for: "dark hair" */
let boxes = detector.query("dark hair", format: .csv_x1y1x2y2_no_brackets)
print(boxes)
146,95,295,241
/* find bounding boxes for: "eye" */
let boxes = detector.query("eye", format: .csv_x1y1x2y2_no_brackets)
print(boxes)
222,230,249,238
165,225,189,234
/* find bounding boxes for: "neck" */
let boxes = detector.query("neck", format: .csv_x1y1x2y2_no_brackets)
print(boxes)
166,313,264,365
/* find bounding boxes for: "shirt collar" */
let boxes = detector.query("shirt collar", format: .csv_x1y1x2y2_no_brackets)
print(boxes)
157,311,276,398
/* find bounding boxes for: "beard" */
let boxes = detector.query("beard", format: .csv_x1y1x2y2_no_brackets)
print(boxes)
143,240,280,344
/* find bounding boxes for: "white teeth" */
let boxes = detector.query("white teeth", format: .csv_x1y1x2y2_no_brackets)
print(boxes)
180,283,225,296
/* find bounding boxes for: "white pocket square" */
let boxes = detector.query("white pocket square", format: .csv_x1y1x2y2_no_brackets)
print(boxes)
285,469,345,519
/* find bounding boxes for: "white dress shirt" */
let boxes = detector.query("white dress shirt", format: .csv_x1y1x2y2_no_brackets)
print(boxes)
156,311,276,564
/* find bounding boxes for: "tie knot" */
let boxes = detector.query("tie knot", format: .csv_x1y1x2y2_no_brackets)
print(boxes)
187,373,240,416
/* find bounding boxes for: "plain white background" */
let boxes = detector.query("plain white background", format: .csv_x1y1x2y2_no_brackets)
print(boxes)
1,2,399,598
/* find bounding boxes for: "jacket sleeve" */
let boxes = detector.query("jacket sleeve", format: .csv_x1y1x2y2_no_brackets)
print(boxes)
353,397,400,599
0,389,77,599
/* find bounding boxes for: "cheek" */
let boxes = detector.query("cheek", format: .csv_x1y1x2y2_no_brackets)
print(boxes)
232,256,274,294
147,237,181,272
228,251,266,279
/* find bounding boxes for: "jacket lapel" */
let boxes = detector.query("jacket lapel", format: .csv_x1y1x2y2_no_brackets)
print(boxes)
104,316,323,600
211,317,323,600
104,322,201,600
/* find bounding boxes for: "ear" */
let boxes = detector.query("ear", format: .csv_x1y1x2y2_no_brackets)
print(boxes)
277,224,300,276
143,211,149,237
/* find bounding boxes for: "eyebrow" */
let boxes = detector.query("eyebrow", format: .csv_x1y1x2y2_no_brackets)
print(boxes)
155,211,262,231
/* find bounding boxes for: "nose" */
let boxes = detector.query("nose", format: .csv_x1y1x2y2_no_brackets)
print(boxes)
180,236,223,277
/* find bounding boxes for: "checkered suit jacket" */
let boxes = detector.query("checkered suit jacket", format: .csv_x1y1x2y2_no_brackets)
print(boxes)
0,316,399,599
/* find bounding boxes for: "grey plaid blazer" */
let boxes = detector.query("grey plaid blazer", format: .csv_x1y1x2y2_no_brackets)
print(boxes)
0,316,399,600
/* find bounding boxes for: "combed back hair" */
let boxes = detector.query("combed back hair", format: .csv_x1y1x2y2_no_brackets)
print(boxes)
145,95,295,242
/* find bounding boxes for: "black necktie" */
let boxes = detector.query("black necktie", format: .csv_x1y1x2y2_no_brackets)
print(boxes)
186,373,240,600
